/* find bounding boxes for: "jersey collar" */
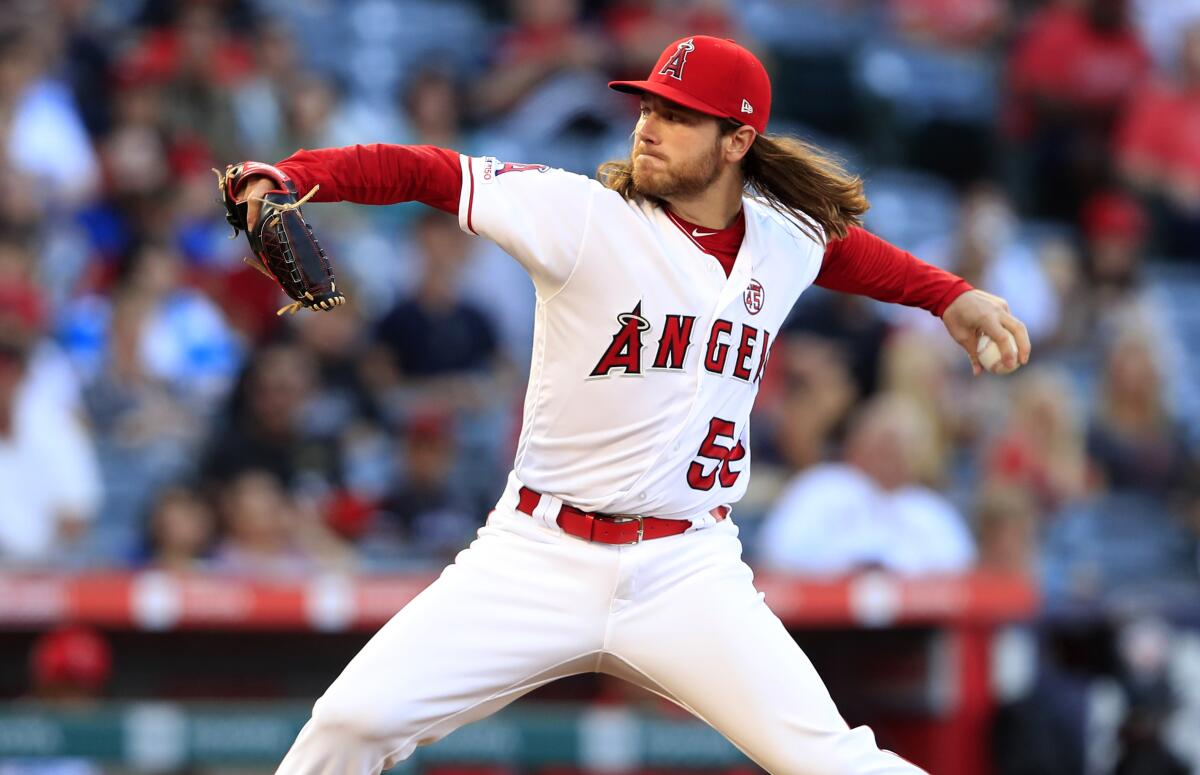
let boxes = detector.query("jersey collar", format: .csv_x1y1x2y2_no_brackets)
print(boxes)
663,207,746,261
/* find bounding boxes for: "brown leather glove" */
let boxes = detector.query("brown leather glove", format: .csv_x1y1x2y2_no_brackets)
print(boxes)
216,161,346,315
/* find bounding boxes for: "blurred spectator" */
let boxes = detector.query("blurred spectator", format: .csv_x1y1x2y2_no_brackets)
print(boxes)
200,343,340,495
1080,190,1148,300
913,183,1059,345
232,21,302,160
399,67,468,151
877,328,959,488
60,239,242,409
887,0,1008,50
756,393,976,576
290,306,376,439
0,24,100,209
0,625,110,775
741,334,858,529
1115,19,1200,256
118,0,253,87
784,289,889,399
28,624,112,702
275,72,350,159
1129,0,1200,71
1037,235,1091,352
472,0,608,119
1006,0,1151,219
1087,330,1195,494
287,305,397,510
116,2,251,171
602,0,738,82
368,211,517,508
81,289,201,449
974,485,1039,575
470,0,621,152
50,0,115,138
142,485,215,572
98,73,171,215
755,334,858,474
210,468,351,578
1062,189,1185,384
75,287,206,559
1112,617,1189,775
0,281,102,568
369,211,508,417
984,368,1090,516
0,234,85,414
361,412,482,565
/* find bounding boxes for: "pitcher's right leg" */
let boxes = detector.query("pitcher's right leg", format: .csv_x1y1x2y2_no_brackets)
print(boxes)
605,519,928,775
277,507,614,775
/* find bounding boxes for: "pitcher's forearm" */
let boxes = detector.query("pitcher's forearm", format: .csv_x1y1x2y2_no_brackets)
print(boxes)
275,144,463,213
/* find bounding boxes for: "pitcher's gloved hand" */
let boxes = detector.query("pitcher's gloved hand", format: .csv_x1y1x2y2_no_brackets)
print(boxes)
216,161,346,315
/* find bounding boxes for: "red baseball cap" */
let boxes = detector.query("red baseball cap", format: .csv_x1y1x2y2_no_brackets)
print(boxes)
1081,191,1148,242
609,36,771,134
30,625,113,692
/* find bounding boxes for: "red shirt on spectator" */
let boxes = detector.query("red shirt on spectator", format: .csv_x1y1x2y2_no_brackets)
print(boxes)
1006,5,1150,137
603,1,737,81
888,0,1006,48
115,26,254,89
1115,79,1200,190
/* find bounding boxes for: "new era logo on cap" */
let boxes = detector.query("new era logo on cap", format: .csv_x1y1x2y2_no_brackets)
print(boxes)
741,99,753,114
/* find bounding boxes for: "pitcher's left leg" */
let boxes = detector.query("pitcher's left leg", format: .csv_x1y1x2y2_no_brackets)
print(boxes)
604,523,927,775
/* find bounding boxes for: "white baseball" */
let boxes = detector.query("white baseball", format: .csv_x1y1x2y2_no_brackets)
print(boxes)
977,331,1019,375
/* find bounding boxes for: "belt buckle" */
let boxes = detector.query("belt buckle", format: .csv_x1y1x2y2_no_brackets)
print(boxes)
604,514,645,545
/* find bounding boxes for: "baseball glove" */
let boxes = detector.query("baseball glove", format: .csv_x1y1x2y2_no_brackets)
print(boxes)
215,161,346,315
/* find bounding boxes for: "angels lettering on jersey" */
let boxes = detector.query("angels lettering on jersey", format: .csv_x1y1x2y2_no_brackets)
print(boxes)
590,300,772,384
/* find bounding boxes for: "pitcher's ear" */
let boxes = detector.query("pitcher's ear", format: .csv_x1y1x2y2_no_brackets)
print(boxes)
725,125,757,163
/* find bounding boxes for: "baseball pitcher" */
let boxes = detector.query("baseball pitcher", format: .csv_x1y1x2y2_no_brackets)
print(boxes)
221,36,1029,775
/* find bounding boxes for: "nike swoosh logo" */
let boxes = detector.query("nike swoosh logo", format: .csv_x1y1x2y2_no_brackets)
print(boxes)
691,228,718,237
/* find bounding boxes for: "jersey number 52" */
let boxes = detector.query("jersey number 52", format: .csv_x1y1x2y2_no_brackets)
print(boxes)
686,417,746,491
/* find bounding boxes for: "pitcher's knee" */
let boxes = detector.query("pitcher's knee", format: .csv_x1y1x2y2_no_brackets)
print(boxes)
308,697,395,747
285,703,415,775
300,695,403,758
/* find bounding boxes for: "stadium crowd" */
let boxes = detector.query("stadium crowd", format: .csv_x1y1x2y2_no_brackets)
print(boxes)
0,0,1197,592
2,0,1200,771
0,0,1194,590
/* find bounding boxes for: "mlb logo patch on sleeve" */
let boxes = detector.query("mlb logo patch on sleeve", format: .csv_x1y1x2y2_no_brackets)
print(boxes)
496,162,549,176
479,158,548,183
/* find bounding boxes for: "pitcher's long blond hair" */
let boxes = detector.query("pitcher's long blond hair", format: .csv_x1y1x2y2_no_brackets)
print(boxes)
598,122,869,244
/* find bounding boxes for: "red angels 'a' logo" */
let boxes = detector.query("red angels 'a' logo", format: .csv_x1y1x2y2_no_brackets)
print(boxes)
744,279,765,315
658,38,696,81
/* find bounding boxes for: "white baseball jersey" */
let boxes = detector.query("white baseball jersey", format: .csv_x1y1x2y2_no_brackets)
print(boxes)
277,150,931,775
457,155,825,519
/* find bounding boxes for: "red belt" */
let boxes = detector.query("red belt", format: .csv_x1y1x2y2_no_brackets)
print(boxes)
516,486,725,545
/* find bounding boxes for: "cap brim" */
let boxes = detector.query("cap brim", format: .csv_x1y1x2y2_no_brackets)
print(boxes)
608,79,728,121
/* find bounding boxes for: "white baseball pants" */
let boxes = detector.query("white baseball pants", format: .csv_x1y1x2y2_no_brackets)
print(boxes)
277,500,927,775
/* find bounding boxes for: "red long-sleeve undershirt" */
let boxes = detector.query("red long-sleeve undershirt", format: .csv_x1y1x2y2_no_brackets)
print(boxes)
275,144,971,316
817,226,971,317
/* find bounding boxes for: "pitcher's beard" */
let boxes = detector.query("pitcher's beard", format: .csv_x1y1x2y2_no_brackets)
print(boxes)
632,141,723,199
